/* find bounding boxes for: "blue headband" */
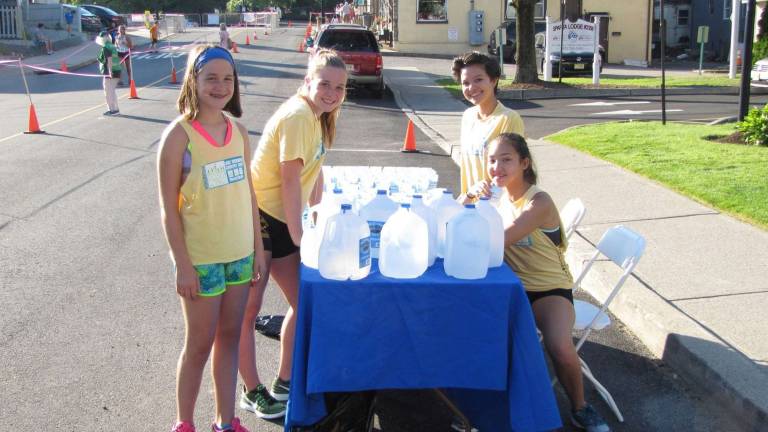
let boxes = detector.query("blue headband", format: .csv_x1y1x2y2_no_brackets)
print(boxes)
194,46,235,72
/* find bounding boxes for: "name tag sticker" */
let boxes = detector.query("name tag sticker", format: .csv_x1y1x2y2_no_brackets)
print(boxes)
515,235,533,247
203,156,245,189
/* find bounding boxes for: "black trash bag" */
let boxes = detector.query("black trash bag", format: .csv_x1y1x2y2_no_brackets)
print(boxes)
255,314,284,340
291,391,377,432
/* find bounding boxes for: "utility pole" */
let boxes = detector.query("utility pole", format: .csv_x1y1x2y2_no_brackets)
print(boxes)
660,0,666,125
739,0,757,121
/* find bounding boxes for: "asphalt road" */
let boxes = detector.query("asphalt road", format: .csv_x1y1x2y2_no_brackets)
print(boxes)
0,26,744,431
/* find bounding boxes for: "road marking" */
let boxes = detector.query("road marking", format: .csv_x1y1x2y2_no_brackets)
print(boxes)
571,101,651,107
591,109,684,116
0,73,174,144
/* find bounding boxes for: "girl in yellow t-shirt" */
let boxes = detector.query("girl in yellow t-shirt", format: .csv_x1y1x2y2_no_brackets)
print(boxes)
238,49,348,417
451,51,525,203
158,45,266,432
486,132,610,431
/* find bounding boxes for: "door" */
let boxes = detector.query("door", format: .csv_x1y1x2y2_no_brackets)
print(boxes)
587,13,609,64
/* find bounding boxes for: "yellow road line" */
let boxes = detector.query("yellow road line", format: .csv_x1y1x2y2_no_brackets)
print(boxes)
0,73,176,144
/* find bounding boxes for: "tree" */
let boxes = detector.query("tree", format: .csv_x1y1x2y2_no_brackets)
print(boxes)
758,4,768,40
512,0,538,83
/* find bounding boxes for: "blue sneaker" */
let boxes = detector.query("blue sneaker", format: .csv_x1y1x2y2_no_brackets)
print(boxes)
571,404,610,432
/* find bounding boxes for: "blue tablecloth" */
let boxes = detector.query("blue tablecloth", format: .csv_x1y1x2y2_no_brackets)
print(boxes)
285,260,562,431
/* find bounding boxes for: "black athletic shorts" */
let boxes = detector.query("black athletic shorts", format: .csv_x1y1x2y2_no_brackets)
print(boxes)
260,210,299,259
526,288,574,306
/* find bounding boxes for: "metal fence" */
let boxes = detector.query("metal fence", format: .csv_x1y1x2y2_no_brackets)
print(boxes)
0,5,20,39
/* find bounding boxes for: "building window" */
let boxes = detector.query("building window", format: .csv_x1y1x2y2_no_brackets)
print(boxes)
724,1,731,20
678,9,688,25
417,0,447,22
506,0,545,20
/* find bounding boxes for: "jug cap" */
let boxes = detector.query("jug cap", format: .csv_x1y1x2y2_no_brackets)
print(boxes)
377,189,387,195
400,203,411,208
341,203,352,211
464,204,476,209
333,188,343,194
479,196,490,200
412,194,422,199
443,189,453,194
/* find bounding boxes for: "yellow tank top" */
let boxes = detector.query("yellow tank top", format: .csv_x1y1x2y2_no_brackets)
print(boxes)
177,119,254,265
502,185,573,292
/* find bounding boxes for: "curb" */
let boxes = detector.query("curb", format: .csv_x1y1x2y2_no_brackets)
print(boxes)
564,230,768,432
383,74,460,166
497,85,768,100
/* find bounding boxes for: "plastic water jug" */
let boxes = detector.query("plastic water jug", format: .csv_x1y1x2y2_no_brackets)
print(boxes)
359,190,398,259
410,194,437,266
489,184,503,208
379,203,429,279
314,187,345,236
476,197,505,267
429,190,462,258
444,204,490,280
318,204,372,280
300,210,321,269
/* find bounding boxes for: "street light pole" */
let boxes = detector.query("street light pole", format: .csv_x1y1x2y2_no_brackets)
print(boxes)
558,0,564,83
660,0,666,125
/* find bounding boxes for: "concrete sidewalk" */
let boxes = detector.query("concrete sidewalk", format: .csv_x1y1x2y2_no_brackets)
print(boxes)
382,56,768,431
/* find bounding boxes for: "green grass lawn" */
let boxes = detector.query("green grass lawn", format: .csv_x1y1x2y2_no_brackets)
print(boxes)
436,75,740,94
546,122,768,228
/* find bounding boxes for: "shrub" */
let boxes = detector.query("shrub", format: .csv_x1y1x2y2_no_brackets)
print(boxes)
737,104,768,146
753,38,768,67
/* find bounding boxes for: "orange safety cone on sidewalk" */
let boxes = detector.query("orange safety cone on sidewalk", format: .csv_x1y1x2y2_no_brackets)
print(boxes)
401,119,417,153
60,61,68,72
169,66,178,84
129,79,139,99
24,104,44,134
298,40,305,52
245,34,250,45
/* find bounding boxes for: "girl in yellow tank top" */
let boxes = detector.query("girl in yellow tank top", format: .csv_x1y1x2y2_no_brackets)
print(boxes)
157,45,266,432
486,133,611,431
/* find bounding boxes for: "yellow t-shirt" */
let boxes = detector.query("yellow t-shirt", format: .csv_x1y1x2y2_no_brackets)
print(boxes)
502,185,573,292
251,95,325,222
459,102,525,195
177,118,254,265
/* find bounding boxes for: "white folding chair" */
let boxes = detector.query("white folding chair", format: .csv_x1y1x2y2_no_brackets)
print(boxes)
569,225,646,423
560,198,586,240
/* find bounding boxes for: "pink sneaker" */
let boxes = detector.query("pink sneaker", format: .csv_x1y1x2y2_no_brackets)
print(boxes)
172,421,196,432
212,417,250,432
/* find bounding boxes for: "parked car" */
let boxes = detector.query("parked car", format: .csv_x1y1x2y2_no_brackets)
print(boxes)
487,19,547,63
752,58,768,81
534,31,605,77
307,24,385,98
78,7,102,33
81,4,125,29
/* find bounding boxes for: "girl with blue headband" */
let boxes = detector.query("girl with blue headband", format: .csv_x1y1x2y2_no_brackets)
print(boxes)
238,49,348,419
158,44,267,432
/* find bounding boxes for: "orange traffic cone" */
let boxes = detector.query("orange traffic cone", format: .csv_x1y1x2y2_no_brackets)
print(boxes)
129,79,139,99
401,119,417,152
24,103,44,134
60,61,68,72
298,40,305,52
169,66,178,84
232,42,239,53
245,34,250,45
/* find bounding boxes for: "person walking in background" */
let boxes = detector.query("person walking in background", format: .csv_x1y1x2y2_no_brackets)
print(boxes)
238,49,348,420
64,9,74,36
150,21,160,53
115,25,134,86
33,23,54,55
487,133,611,432
219,23,232,50
96,31,120,115
451,51,524,203
158,44,266,432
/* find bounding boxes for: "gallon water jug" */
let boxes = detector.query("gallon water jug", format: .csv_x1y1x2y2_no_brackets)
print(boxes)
410,194,437,267
429,190,462,258
476,197,505,267
318,204,371,280
379,203,429,279
300,208,321,269
444,204,490,280
359,190,398,259
314,187,345,237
